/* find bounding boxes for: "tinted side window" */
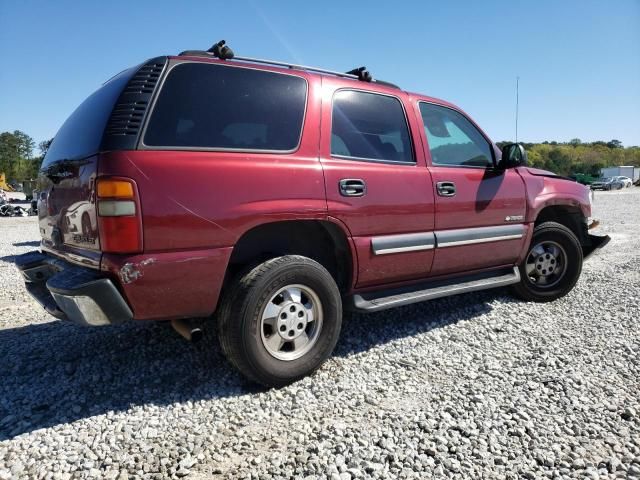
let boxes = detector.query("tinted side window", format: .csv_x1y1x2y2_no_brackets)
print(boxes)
419,103,493,167
331,90,414,163
144,63,307,151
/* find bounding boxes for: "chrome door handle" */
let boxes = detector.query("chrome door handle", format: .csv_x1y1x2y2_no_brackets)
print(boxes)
339,179,366,197
436,181,456,197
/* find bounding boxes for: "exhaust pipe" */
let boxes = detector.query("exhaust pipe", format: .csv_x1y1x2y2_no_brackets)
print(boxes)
171,319,203,343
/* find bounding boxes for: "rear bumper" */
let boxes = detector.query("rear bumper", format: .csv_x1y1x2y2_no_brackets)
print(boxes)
15,251,132,326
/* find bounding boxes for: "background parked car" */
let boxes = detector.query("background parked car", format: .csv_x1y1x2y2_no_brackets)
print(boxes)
591,177,624,190
613,176,633,188
569,173,597,185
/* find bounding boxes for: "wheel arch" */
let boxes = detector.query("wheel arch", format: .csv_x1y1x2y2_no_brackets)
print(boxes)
533,204,589,247
225,219,354,294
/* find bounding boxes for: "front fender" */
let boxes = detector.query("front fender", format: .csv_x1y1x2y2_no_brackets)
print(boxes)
527,193,591,223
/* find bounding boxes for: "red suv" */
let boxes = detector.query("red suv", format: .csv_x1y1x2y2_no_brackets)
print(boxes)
16,42,609,387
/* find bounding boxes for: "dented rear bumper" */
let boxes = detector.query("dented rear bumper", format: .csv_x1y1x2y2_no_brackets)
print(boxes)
14,251,132,326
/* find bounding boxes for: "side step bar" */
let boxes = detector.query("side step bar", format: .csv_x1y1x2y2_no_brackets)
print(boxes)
351,267,520,313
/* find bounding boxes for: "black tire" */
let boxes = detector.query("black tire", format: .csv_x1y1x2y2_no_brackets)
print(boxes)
512,221,583,302
217,255,342,387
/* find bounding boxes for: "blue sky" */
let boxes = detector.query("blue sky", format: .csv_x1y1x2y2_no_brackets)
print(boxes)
1,0,639,149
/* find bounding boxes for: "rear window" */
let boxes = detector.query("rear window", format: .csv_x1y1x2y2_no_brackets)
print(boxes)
143,63,307,151
42,68,135,168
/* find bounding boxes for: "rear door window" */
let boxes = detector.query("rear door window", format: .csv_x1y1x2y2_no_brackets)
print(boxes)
143,63,307,151
419,103,494,168
331,90,414,163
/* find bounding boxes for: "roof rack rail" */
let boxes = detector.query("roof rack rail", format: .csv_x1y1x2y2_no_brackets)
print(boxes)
177,40,400,89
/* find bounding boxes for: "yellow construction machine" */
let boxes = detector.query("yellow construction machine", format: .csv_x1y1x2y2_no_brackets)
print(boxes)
0,173,15,191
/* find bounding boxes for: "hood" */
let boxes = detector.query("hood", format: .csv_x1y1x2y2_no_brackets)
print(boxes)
524,167,575,182
525,167,558,177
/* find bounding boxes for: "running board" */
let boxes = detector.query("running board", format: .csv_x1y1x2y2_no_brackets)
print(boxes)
351,267,520,312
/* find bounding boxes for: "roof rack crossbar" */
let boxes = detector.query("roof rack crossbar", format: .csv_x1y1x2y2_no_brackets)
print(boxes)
346,66,372,82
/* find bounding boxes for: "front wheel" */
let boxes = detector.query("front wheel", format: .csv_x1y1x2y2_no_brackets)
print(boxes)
512,222,583,302
217,255,342,387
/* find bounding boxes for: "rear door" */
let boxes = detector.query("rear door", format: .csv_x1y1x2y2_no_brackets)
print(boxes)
319,79,435,288
417,102,528,276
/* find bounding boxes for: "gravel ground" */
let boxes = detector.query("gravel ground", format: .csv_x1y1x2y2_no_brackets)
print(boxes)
1,188,639,480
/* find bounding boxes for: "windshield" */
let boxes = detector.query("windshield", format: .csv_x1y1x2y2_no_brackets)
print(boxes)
42,67,136,168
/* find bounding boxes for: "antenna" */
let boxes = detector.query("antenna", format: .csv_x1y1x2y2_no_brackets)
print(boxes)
515,76,519,143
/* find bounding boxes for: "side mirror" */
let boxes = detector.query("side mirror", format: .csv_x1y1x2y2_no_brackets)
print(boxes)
499,143,528,169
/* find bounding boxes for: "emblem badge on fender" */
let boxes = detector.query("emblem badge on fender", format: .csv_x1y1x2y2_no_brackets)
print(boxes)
505,215,524,222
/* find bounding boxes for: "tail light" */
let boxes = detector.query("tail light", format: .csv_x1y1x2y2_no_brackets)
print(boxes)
96,178,143,253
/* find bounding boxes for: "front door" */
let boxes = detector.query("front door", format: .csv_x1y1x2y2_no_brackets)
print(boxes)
320,79,435,288
417,102,528,276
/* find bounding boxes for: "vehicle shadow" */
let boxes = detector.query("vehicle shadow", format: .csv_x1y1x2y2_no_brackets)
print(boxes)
336,289,498,357
12,241,40,248
0,242,40,265
0,319,243,440
0,254,17,264
0,289,503,440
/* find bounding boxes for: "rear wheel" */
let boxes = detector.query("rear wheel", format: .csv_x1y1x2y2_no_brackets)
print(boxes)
217,255,342,387
512,221,583,302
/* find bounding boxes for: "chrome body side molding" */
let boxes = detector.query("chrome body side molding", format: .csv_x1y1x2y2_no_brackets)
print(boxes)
371,224,525,255
372,232,435,255
436,224,525,248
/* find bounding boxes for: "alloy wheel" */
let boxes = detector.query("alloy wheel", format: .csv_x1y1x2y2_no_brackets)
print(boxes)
524,241,568,288
260,284,323,361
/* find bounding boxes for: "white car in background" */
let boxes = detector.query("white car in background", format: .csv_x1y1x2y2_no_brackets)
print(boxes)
613,176,633,188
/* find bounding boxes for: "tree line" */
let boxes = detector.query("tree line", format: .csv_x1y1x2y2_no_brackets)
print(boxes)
0,130,51,184
497,139,640,176
1,130,638,186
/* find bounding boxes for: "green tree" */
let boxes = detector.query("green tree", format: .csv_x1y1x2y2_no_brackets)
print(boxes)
498,139,637,176
0,130,38,181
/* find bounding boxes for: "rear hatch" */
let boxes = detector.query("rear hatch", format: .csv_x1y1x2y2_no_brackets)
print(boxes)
38,58,166,267
38,68,135,266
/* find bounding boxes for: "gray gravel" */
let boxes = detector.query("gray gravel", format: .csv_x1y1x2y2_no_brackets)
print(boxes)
1,188,639,480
